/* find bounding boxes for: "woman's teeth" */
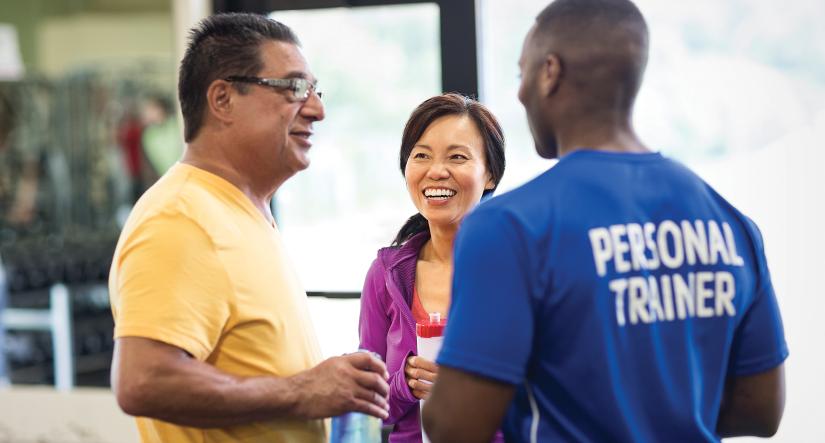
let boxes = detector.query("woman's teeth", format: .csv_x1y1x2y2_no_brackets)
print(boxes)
424,188,456,199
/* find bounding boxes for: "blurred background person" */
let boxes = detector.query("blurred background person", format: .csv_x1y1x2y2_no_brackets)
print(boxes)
139,92,182,180
115,99,148,203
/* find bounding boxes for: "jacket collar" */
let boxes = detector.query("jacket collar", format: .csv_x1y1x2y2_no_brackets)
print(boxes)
379,231,430,271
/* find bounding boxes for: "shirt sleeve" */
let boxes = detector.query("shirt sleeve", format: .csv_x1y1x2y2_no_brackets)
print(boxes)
728,219,789,376
437,206,536,385
358,257,389,358
112,213,233,361
359,256,418,422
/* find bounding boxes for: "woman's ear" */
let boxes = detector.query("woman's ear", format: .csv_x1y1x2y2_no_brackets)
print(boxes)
484,175,496,191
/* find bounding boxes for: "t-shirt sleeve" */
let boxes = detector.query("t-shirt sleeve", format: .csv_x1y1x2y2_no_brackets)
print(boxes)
728,220,789,376
112,213,233,361
437,207,535,385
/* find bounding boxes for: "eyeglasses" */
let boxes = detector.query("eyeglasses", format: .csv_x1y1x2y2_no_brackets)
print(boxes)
224,75,322,102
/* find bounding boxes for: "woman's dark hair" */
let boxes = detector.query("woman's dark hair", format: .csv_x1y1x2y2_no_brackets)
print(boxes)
392,93,506,246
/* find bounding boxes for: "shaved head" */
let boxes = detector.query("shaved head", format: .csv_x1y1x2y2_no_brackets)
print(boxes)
534,0,648,112
519,0,649,158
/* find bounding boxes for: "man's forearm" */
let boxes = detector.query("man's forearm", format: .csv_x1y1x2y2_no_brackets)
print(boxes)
113,337,390,427
716,366,785,438
116,355,305,428
717,403,778,438
423,366,514,443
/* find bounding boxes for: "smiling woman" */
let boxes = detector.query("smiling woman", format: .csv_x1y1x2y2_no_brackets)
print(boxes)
403,115,492,234
358,93,506,443
393,94,506,246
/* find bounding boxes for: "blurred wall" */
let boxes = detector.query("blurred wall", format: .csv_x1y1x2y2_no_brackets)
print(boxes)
38,12,173,77
0,1,44,71
0,0,170,74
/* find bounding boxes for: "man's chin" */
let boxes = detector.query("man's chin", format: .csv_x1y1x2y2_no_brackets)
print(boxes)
291,149,311,171
295,158,310,172
528,120,558,159
536,141,559,160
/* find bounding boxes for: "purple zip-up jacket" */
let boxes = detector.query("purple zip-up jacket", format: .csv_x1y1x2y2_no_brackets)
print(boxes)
359,232,504,443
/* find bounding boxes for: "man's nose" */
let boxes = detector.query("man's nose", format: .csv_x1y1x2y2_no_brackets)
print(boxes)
301,91,325,122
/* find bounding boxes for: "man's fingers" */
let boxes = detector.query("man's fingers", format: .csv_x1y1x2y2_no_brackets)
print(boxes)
349,352,389,379
351,398,389,420
354,386,389,411
354,369,389,398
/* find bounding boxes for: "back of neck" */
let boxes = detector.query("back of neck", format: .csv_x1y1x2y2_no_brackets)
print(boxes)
556,122,649,158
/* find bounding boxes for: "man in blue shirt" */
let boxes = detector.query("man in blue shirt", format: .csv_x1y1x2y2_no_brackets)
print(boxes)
422,0,788,442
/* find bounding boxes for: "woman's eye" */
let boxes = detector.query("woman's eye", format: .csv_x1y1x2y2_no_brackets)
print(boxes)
451,154,469,161
413,153,428,159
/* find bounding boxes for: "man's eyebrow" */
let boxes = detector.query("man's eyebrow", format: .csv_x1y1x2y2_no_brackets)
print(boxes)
286,71,305,78
283,71,317,83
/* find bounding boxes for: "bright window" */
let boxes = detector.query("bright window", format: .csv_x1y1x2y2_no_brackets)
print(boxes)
269,5,441,293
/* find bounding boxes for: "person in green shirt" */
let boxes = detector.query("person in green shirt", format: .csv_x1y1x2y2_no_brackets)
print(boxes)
140,93,183,176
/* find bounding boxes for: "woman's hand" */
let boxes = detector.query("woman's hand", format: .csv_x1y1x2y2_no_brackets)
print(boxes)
404,355,439,400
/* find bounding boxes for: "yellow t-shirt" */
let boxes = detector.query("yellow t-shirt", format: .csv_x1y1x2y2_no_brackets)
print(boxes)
109,163,325,443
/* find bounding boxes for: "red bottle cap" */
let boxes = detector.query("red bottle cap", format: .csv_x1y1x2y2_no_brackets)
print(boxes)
416,312,447,338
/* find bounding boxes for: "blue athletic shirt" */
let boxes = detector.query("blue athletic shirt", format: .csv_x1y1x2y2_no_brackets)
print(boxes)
438,150,788,442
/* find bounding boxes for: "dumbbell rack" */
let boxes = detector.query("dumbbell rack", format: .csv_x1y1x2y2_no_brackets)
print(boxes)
2,280,116,388
2,283,73,390
0,230,118,388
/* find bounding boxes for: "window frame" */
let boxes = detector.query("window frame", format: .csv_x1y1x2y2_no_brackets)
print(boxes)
213,0,479,298
213,0,479,97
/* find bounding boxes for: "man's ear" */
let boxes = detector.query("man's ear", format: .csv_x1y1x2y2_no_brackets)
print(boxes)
539,53,563,97
206,80,235,125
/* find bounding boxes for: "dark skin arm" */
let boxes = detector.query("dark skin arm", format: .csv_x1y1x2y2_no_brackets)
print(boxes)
423,364,787,441
422,365,515,443
717,364,785,437
112,337,389,428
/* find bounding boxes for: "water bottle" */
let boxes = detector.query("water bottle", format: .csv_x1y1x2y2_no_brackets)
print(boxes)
329,350,383,443
330,410,382,443
415,312,447,443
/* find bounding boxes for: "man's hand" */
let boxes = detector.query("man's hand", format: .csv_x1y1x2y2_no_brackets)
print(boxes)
404,356,438,400
292,352,390,420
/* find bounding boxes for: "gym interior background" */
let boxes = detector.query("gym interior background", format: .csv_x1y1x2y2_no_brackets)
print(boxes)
0,0,822,441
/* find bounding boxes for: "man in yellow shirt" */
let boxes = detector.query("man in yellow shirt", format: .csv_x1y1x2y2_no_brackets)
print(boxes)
109,13,389,443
